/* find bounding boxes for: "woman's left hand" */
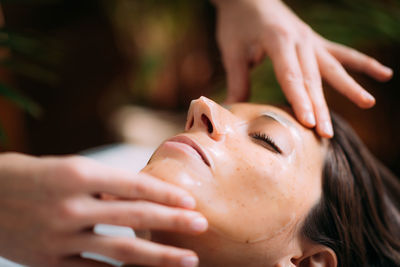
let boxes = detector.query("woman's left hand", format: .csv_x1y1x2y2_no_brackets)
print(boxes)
213,0,393,138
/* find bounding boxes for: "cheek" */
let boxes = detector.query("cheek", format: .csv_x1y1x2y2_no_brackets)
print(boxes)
142,157,215,198
205,139,302,243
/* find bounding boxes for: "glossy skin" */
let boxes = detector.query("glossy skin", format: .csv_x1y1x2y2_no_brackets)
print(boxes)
142,97,328,266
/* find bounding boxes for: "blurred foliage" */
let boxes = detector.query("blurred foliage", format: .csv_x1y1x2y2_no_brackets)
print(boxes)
104,0,216,107
299,0,400,45
0,24,44,143
0,120,6,144
0,29,62,84
0,83,40,117
0,0,399,141
247,0,400,104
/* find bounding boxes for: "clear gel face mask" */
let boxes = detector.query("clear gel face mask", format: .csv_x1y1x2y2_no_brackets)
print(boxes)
143,99,325,246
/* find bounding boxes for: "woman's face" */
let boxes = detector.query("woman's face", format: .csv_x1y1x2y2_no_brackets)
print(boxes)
142,97,327,263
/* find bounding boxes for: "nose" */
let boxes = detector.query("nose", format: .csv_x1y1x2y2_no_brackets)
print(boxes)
185,96,232,141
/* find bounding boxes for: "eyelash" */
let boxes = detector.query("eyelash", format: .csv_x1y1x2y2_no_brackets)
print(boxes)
250,132,282,154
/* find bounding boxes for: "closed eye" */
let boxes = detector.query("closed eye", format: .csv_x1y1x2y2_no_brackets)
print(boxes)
250,132,282,154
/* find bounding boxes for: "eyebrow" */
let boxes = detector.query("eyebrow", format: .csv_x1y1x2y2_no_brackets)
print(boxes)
259,111,300,136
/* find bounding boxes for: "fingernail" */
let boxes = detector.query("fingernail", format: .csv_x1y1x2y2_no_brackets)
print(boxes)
181,256,198,267
383,66,393,76
322,121,333,137
181,196,196,209
305,112,316,126
362,91,375,103
191,217,208,232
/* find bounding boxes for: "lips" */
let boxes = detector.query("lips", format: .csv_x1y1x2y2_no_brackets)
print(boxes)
167,135,211,167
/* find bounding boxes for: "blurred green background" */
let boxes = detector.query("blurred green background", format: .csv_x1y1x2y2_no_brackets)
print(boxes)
0,0,399,174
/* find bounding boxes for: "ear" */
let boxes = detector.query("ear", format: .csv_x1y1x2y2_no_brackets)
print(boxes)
291,245,337,267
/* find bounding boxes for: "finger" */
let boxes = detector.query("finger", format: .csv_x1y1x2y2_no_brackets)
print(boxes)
325,41,393,82
66,234,199,267
297,42,333,138
61,255,113,267
248,44,266,67
88,170,197,209
269,41,316,127
222,46,250,103
85,200,208,234
317,48,376,109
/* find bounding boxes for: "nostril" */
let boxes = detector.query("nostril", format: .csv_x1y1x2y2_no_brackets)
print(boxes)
201,114,213,134
188,117,194,129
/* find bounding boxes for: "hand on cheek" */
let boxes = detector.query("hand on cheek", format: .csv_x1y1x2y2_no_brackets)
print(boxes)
215,0,393,138
0,153,206,267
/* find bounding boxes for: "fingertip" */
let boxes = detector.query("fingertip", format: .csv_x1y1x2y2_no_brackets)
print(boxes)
318,121,334,138
371,64,393,82
379,66,393,82
181,255,199,267
382,66,393,77
190,217,208,233
303,112,316,128
295,107,315,128
359,91,376,109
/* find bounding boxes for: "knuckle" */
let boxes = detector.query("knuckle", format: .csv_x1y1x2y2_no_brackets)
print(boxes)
304,77,321,91
347,47,359,58
59,158,89,182
364,57,377,69
171,210,190,228
303,77,313,88
158,249,178,266
129,207,147,227
57,199,85,221
133,181,149,196
163,190,178,205
325,61,340,74
271,24,292,42
299,24,313,38
113,240,136,261
61,157,84,178
284,71,302,85
129,215,145,229
278,28,291,40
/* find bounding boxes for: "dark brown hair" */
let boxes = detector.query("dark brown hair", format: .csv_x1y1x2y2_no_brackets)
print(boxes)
302,113,400,267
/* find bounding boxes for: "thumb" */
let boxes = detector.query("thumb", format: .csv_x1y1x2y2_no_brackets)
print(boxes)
223,51,250,103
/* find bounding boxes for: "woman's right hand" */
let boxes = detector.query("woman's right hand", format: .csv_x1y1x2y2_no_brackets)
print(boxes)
0,153,206,267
